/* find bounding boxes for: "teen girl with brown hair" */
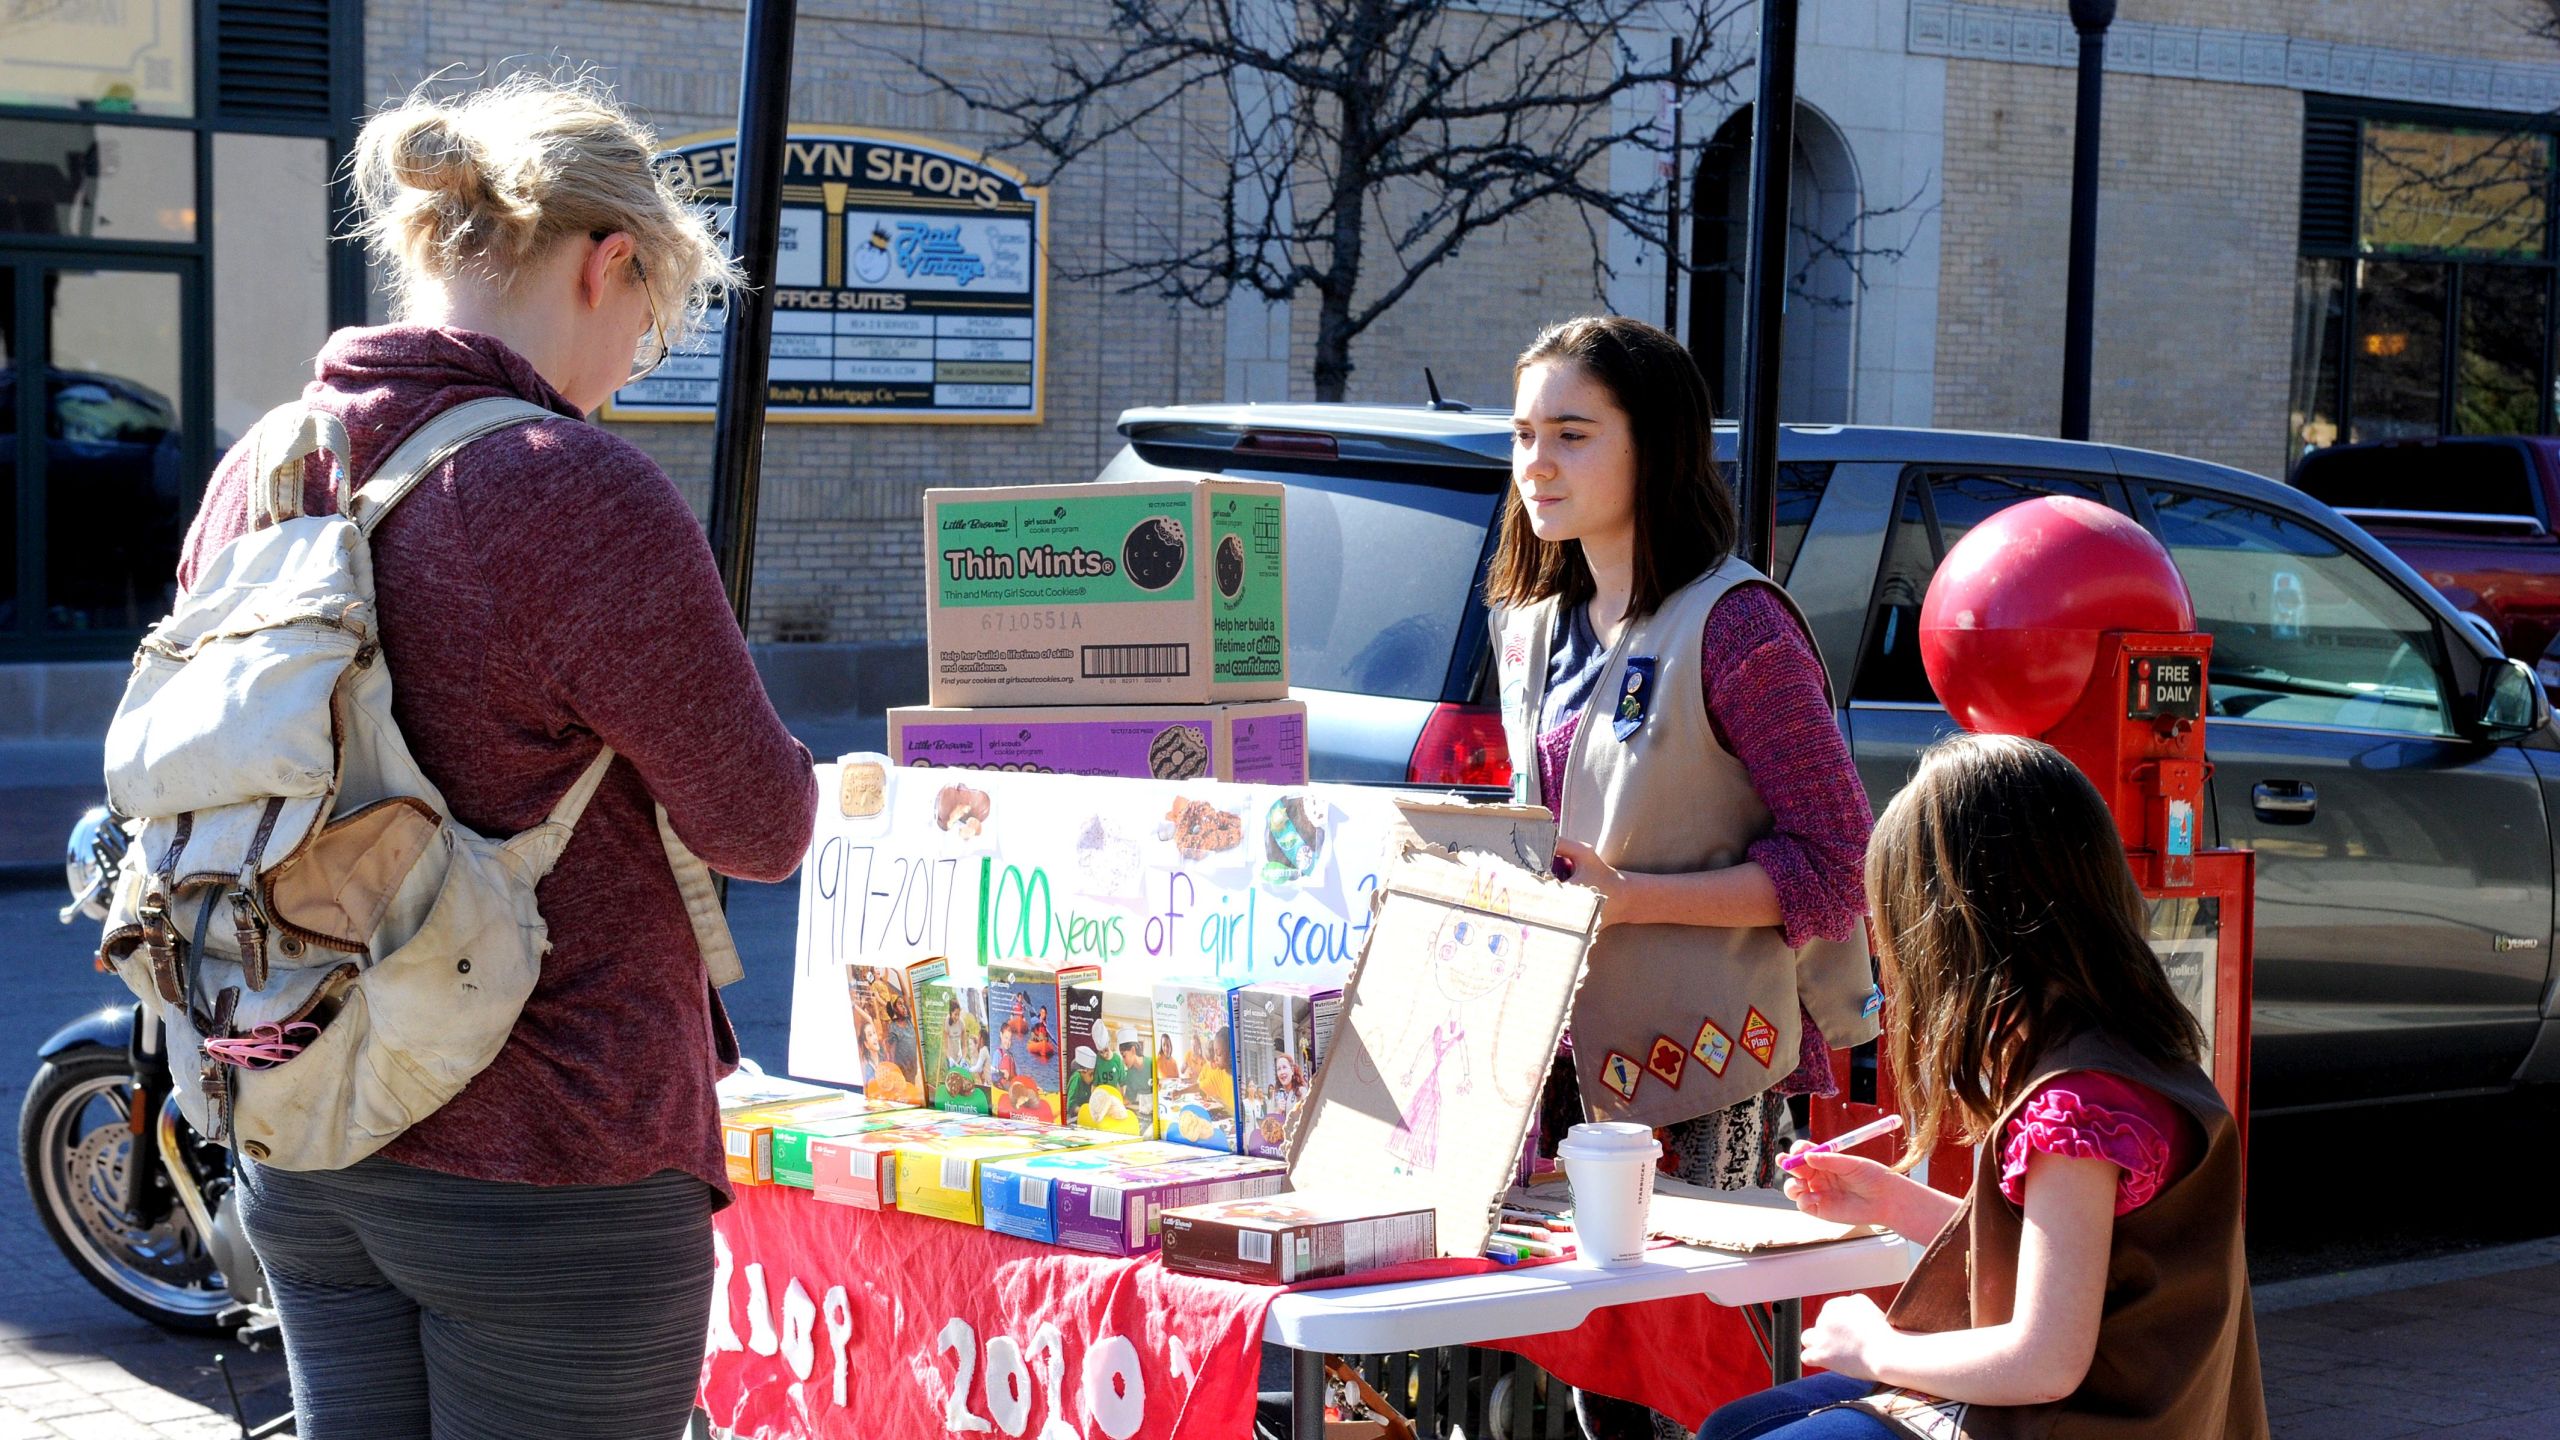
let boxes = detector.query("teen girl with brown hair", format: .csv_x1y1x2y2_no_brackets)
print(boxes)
1489,315,1881,1437
1704,732,2266,1439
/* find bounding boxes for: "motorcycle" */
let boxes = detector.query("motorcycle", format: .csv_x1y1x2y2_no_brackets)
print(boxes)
19,806,278,1347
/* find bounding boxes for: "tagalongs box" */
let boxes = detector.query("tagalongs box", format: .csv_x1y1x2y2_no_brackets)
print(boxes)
923,478,1287,707
1158,1192,1438,1284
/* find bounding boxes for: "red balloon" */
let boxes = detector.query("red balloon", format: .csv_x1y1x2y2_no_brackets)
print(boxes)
1919,496,2194,738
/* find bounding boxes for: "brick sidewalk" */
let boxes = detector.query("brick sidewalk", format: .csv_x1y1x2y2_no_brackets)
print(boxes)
2260,1248,2560,1439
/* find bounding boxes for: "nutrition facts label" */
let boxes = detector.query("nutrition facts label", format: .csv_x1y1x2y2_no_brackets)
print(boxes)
604,126,1047,425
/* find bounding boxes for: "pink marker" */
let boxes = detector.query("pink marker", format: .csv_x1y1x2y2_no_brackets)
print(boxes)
1777,1114,1905,1173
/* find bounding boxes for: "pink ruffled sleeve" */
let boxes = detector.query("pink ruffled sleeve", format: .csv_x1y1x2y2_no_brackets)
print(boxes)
1998,1071,2198,1216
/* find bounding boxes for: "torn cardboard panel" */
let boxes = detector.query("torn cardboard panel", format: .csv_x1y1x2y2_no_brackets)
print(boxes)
1287,846,1598,1258
1385,797,1558,876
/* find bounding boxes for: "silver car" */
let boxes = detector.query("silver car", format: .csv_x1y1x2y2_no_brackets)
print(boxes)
1103,404,2560,1113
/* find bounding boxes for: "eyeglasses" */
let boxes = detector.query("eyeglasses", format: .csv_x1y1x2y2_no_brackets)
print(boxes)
594,230,670,388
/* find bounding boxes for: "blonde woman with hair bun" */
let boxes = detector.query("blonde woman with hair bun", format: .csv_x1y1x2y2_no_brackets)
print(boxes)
184,71,816,1439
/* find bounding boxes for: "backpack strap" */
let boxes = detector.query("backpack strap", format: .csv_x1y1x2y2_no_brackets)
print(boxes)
344,397,555,535
245,406,353,530
502,746,620,880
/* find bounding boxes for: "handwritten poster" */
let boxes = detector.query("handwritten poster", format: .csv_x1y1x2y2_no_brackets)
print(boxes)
787,762,1549,1086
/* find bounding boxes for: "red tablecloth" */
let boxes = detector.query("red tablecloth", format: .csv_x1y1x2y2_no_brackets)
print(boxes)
699,1186,1774,1438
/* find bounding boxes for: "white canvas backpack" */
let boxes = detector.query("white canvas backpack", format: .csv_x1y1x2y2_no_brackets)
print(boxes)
97,396,742,1171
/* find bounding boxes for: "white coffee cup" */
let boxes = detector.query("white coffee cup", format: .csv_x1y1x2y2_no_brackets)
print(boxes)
1556,1121,1661,1268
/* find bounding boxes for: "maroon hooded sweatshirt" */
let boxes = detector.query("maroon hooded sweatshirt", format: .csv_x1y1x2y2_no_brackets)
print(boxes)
179,325,816,1199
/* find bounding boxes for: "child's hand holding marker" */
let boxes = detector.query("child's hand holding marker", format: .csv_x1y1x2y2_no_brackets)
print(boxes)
1778,1114,1960,1240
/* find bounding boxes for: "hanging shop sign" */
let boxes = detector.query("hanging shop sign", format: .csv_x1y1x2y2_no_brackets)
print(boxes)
605,125,1047,425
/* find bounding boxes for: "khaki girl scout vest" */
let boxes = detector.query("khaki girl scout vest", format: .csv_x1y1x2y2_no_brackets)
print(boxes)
1494,558,1880,1128
1853,1030,2269,1440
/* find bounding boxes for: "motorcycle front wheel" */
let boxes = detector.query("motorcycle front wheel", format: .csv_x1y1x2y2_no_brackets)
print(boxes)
19,1045,231,1333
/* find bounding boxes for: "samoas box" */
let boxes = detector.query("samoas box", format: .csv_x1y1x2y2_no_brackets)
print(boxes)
922,478,1287,707
982,1143,1288,1253
911,957,997,1115
1154,979,1245,1152
1065,979,1155,1137
888,702,1308,784
1233,982,1343,1159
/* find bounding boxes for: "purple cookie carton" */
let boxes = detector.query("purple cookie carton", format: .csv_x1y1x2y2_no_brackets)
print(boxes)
1048,1146,1289,1256
889,702,1307,783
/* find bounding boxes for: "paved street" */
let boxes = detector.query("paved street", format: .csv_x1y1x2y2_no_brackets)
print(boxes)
0,872,2550,1438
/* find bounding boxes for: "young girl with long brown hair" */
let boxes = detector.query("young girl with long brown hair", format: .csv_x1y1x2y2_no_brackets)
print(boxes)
1701,733,2266,1439
1489,315,1880,1437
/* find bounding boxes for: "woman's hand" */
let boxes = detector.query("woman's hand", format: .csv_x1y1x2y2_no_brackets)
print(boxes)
1780,1146,1914,1230
1801,1293,1893,1381
1552,840,1640,924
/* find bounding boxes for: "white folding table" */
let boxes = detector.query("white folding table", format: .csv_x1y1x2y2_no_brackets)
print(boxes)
1260,1234,1918,1439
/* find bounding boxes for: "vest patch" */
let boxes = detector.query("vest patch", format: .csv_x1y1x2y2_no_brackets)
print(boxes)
1598,1051,1644,1101
1691,1018,1734,1077
1739,1007,1780,1068
1611,656,1658,741
1645,1036,1687,1087
1861,985,1885,1019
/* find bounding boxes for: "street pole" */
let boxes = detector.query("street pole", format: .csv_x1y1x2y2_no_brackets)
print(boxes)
1664,38,1685,341
1735,0,1798,575
2059,0,2114,442
706,0,800,627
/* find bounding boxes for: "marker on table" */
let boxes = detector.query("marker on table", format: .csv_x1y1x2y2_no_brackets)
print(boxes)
1776,1114,1906,1173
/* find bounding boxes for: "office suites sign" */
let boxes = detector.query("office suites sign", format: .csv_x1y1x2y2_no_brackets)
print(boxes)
606,126,1047,425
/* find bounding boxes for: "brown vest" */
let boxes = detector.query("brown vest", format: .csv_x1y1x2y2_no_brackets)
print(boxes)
1856,1030,2269,1440
1493,561,1880,1127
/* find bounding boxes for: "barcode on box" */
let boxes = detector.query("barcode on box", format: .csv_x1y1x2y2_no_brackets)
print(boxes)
1083,643,1190,678
724,1130,752,1157
1018,1177,1050,1208
1091,1185,1121,1223
1238,1230,1273,1265
941,1158,973,1193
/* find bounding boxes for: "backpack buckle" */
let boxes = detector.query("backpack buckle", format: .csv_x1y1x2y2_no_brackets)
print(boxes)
139,884,181,1006
230,886,270,991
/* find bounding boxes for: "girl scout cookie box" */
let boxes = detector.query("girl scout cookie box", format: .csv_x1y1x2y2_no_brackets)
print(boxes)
1234,981,1342,1159
1160,1193,1438,1284
1155,979,1246,1153
719,1091,904,1185
1066,979,1154,1136
770,1107,924,1189
923,478,1286,707
893,1127,1135,1225
985,963,1096,1123
889,701,1308,784
807,1112,1027,1209
981,1142,1288,1253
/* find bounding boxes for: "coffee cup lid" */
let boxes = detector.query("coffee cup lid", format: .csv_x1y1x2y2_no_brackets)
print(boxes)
1556,1121,1662,1161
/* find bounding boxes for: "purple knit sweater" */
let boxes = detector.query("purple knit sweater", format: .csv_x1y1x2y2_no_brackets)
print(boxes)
179,326,817,1198
1536,583,1874,1096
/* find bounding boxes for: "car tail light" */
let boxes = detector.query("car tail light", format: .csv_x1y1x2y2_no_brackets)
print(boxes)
1408,703,1513,788
1236,429,1338,460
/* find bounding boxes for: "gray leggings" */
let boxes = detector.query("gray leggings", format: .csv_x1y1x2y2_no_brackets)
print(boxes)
235,1156,716,1440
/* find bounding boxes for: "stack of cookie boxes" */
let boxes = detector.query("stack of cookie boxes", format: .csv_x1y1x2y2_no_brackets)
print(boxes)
896,477,1303,784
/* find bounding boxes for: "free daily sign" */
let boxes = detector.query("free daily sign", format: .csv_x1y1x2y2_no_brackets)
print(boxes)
789,762,1456,1086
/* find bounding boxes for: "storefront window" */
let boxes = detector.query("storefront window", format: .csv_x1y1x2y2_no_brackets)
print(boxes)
37,267,184,632
0,0,196,117
2349,260,2446,442
0,120,196,242
2361,123,2548,260
2293,108,2560,458
2457,266,2548,436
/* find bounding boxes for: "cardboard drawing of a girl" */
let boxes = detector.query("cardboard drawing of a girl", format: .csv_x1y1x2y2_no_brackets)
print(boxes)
1386,910,1528,1173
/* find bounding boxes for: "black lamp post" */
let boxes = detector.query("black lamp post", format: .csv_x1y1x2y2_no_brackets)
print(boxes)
2059,0,2114,442
706,0,800,628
